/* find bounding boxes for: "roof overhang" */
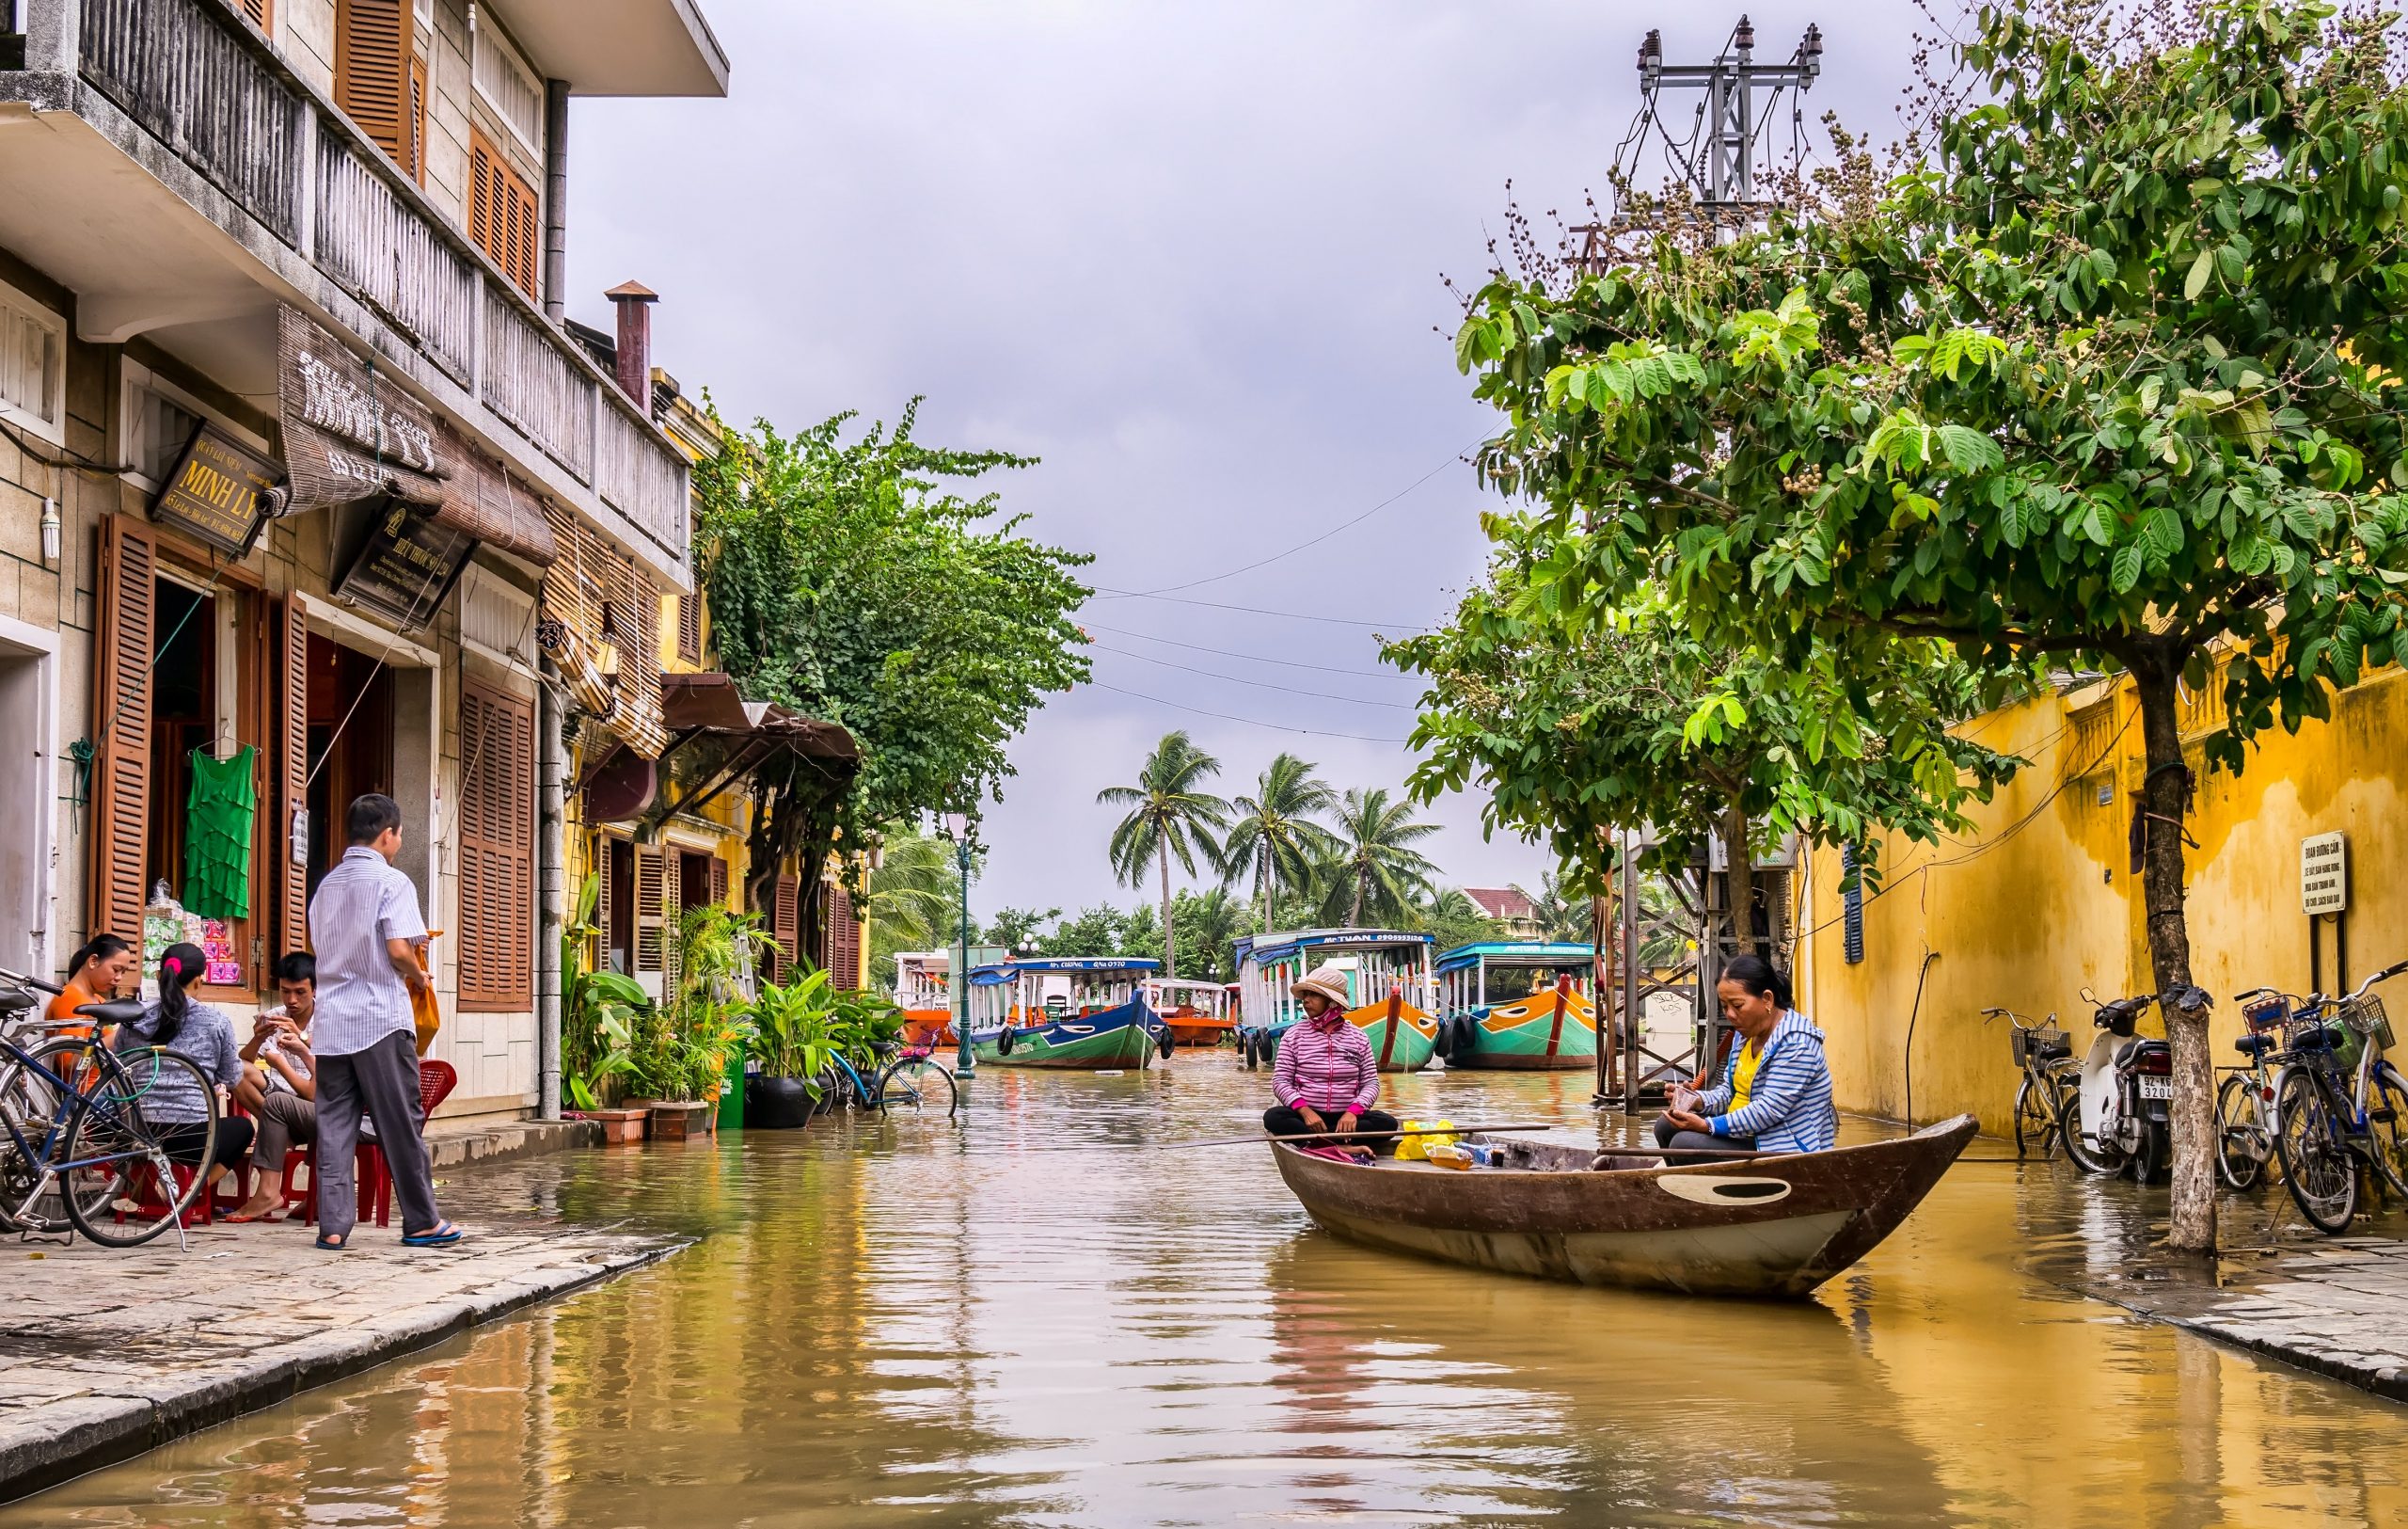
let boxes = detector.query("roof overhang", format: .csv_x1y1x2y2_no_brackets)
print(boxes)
660,672,857,764
495,0,731,97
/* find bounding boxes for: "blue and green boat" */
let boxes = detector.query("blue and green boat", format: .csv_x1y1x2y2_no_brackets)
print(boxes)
967,957,1167,1069
1434,941,1599,1071
1230,929,1439,1073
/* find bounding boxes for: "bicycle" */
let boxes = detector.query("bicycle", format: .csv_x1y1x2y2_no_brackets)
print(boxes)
2272,959,2408,1235
1989,1007,2076,1160
875,1043,959,1118
0,968,219,1248
2217,986,2306,1192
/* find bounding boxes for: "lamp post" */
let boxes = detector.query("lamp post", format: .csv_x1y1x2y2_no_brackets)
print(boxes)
942,811,975,1075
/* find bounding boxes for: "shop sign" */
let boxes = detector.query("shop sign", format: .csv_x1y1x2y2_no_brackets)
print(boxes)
276,306,448,515
2301,832,2348,916
333,498,478,631
148,424,283,556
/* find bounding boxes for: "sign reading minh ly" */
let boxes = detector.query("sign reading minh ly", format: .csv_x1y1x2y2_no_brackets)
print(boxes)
149,424,284,557
2301,831,2349,916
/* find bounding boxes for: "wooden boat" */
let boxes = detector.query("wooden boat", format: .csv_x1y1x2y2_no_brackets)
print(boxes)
894,951,957,1045
1231,928,1439,1073
1436,942,1598,1072
1148,978,1236,1047
1271,1115,1980,1298
966,957,1165,1069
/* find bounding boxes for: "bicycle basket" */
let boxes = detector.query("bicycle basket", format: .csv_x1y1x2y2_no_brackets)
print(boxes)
2342,995,2395,1051
2242,995,2289,1034
2012,1024,2068,1070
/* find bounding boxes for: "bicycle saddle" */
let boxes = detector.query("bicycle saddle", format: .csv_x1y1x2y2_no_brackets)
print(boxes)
0,988,34,1014
76,998,148,1027
2233,1032,2276,1058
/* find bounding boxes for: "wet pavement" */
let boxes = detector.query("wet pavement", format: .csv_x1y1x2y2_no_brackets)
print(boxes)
4,1059,2406,1527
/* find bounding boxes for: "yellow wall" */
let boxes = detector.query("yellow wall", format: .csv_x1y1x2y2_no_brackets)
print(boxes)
1800,665,2408,1138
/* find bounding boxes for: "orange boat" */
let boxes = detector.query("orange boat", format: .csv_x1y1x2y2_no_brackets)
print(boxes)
1147,979,1236,1048
895,952,956,1045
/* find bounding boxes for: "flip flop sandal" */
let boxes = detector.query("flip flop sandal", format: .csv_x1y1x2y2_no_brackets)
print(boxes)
314,1232,350,1250
401,1221,464,1248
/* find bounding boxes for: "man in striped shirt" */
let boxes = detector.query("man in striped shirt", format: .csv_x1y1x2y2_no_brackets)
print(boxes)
1264,964,1400,1154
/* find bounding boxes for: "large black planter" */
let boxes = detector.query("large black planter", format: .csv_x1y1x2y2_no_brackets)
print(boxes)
744,1075,821,1130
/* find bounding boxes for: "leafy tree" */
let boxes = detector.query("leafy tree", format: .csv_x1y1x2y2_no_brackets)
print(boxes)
1311,787,1442,928
1446,0,2408,1250
691,404,1090,953
1215,753,1339,932
1100,731,1230,978
984,905,1060,954
865,825,960,980
1172,886,1245,982
1404,886,1503,954
1516,869,1592,945
1035,904,1145,961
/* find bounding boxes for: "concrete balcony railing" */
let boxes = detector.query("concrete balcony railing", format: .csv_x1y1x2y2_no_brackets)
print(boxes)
7,0,689,581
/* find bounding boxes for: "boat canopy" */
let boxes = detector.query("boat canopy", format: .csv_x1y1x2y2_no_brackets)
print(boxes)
1434,941,1596,977
1234,928,1435,969
1233,929,1437,1034
966,957,1160,1029
981,956,1162,974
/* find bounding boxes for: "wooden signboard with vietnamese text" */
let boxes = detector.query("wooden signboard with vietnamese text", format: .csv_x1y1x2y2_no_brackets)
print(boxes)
333,497,477,631
148,424,283,556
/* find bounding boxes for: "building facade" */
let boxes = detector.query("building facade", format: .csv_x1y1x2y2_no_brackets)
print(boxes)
0,0,727,1121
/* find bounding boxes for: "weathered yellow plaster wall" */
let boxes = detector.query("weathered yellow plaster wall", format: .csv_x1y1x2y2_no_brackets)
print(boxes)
1800,666,2408,1139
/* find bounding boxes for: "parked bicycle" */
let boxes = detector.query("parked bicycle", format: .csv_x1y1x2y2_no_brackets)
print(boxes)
2218,985,2312,1192
0,967,218,1248
1990,1006,2077,1161
2273,960,2408,1235
816,1043,960,1120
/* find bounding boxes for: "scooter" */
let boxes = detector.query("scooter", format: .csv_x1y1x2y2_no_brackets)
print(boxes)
2063,989,2173,1181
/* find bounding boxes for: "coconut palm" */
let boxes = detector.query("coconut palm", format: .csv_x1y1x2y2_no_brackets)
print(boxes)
1174,885,1244,981
1516,868,1593,944
1215,752,1338,932
866,826,959,985
1100,732,1230,978
1314,787,1441,928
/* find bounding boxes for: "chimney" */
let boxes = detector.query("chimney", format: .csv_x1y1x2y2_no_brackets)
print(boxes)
604,280,658,414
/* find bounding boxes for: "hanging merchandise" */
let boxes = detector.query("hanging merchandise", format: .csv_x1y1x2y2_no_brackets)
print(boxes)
182,743,258,921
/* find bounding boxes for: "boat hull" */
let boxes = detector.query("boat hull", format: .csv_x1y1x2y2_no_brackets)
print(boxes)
1454,989,1597,1071
972,999,1159,1069
1242,998,1438,1074
1271,1115,1977,1298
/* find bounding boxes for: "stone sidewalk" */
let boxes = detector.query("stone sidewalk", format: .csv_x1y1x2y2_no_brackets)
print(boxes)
0,1158,684,1501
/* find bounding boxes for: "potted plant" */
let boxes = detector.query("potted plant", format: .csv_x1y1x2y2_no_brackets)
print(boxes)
747,970,840,1129
621,904,766,1141
560,874,650,1145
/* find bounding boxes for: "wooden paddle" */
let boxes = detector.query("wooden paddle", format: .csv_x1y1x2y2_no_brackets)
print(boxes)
1135,1120,1577,1151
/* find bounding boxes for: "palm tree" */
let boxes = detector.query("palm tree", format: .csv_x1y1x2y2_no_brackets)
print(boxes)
1215,752,1338,932
1174,885,1244,981
867,827,956,950
1100,732,1230,977
1315,787,1441,928
1516,868,1594,944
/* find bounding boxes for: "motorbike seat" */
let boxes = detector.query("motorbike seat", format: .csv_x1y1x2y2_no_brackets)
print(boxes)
2115,1037,2169,1068
2233,1033,2276,1059
2291,1026,2338,1054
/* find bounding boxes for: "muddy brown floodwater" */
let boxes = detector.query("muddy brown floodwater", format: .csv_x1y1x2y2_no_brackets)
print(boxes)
10,1061,2408,1527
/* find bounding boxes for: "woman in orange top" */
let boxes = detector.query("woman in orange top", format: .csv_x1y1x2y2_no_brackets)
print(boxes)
48,933,136,1031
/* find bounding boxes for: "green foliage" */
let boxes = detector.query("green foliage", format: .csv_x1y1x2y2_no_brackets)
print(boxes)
983,904,1060,952
562,873,645,1110
595,904,768,1105
751,968,906,1097
866,824,962,979
1213,752,1339,932
1308,787,1441,928
1399,886,1503,953
1099,730,1231,975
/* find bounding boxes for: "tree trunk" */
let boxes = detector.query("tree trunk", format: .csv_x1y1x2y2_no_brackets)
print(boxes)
1159,835,1177,979
1350,862,1365,928
2131,644,2213,1252
1721,801,1754,961
1260,844,1274,934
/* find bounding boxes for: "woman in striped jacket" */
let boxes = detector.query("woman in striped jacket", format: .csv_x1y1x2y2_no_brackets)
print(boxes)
1656,955,1837,1155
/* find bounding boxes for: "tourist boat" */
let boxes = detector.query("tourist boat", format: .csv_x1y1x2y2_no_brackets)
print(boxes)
894,950,955,1045
1148,978,1236,1047
1435,941,1599,1071
1271,1115,1980,1298
966,957,1165,1069
1231,929,1439,1073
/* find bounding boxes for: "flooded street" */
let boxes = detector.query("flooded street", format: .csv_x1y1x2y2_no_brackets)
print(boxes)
13,1059,2408,1528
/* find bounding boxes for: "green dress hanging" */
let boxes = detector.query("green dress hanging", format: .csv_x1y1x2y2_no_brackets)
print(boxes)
183,744,257,921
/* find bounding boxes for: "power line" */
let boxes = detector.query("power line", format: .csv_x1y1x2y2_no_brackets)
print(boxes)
1091,645,1418,708
1080,621,1411,679
1085,589,1430,629
1116,441,1481,597
1085,682,1415,745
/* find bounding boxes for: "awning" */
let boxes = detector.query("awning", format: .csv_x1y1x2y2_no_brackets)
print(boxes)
660,672,859,764
277,306,556,565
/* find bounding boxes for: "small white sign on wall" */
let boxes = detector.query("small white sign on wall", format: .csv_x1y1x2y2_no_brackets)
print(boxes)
2301,832,2349,916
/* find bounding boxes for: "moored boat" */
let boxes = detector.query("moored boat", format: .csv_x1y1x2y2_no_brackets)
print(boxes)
967,957,1165,1069
1435,942,1599,1072
894,950,956,1046
1232,929,1439,1073
1148,978,1236,1047
1271,1115,1979,1298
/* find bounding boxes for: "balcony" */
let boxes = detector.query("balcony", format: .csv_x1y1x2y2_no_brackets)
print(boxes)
0,0,690,584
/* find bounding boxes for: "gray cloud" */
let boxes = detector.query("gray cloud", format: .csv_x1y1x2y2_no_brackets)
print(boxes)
565,1,1926,922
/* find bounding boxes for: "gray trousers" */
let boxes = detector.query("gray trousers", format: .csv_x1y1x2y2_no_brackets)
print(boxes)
1654,1118,1753,1154
314,1031,439,1238
250,1090,317,1171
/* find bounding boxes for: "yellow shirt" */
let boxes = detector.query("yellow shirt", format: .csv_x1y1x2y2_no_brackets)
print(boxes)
1731,1037,1766,1114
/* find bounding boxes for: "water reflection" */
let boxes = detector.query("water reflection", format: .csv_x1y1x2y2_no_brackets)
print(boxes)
9,1064,2407,1527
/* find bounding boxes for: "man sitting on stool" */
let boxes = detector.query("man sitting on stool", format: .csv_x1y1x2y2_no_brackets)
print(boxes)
1263,964,1399,1154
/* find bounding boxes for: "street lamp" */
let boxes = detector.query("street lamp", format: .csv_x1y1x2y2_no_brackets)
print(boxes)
941,810,975,1075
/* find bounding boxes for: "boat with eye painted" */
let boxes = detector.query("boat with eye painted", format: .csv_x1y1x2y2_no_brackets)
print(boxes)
966,957,1168,1069
1434,941,1599,1071
1270,1114,1979,1298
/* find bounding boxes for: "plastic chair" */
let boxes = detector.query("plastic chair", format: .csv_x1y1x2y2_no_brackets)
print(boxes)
306,1060,459,1228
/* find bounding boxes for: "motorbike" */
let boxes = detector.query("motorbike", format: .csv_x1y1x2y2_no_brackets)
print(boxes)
2063,989,2174,1181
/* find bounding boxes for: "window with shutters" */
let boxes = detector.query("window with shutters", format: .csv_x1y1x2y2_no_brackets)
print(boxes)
1840,846,1865,965
336,0,419,178
468,127,542,299
457,681,535,1011
825,885,863,989
474,23,545,153
0,275,65,448
773,873,800,981
675,594,703,665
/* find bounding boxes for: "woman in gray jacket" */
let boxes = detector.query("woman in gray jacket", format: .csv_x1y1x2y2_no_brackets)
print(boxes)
112,942,256,1180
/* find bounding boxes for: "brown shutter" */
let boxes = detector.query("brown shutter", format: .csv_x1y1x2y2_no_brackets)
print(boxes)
772,873,800,981
468,128,542,298
238,0,274,30
410,52,428,183
458,681,534,1011
594,834,616,971
88,518,156,948
676,594,703,664
335,0,412,168
634,844,666,976
708,854,728,911
828,885,861,989
276,591,309,956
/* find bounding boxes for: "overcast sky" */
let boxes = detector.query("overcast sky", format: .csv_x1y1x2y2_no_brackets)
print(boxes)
565,0,1925,925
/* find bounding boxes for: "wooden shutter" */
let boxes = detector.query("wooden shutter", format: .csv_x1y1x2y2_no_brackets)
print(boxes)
772,873,800,981
676,594,703,664
335,0,412,170
410,52,429,183
594,834,616,971
468,128,542,298
458,681,534,1011
88,518,157,948
276,592,309,956
707,855,728,912
237,0,275,30
827,885,862,990
634,845,666,977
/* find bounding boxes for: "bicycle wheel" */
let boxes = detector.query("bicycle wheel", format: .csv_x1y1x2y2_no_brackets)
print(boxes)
2216,1073,2271,1191
2274,1069,2356,1235
879,1056,959,1118
62,1050,215,1250
2013,1075,2048,1160
0,1040,90,1232
2365,1061,2408,1201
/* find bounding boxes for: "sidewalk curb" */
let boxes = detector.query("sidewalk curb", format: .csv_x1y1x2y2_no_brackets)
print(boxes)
2165,1312,2408,1405
0,1234,689,1504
